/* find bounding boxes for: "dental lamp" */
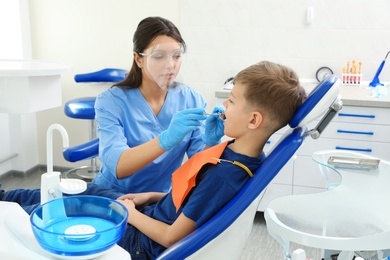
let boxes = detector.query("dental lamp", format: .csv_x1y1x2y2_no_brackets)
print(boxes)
369,50,390,87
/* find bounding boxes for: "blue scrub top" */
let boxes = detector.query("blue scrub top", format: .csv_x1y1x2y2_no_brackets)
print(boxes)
93,83,207,193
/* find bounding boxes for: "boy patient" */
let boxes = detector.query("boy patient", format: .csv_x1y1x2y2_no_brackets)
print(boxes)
1,61,306,259
115,60,306,259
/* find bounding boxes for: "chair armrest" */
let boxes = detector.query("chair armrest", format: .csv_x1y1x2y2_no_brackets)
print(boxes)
63,138,99,162
74,68,127,83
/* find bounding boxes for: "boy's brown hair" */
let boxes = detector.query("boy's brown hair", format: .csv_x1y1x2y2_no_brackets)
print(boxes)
234,61,307,134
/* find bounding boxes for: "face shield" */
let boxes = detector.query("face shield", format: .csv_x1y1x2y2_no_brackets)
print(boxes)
139,43,185,90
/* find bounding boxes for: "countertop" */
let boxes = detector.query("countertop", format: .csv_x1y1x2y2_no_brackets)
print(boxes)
0,59,71,76
215,80,390,108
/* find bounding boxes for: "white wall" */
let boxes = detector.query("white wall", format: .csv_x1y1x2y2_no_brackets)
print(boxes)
0,0,37,175
180,0,390,109
24,0,390,170
29,0,181,168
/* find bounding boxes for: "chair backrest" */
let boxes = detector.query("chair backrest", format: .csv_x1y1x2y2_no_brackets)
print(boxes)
156,75,342,260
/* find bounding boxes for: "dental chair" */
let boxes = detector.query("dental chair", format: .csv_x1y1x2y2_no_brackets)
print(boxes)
156,74,342,260
63,68,127,180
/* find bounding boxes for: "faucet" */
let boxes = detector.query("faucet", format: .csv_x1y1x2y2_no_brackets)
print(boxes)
46,124,69,173
41,124,86,204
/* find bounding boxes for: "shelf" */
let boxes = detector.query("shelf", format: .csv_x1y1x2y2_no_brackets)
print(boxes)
0,59,72,114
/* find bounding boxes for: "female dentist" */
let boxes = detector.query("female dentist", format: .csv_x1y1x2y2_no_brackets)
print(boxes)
92,16,224,194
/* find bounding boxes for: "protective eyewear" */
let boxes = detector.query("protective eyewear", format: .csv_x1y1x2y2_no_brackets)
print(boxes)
138,50,184,63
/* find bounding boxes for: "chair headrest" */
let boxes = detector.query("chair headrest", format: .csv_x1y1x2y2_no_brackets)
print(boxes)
289,75,341,128
74,68,127,83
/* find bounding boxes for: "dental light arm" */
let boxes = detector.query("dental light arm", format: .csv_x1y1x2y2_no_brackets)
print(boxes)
369,50,390,87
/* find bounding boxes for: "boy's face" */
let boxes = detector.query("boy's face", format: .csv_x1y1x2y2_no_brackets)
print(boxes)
222,82,251,138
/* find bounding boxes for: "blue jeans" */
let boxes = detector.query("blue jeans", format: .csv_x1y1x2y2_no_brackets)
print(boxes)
2,183,125,215
118,224,150,260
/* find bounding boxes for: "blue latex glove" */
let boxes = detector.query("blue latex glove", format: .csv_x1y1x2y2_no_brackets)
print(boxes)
159,108,207,151
202,106,225,147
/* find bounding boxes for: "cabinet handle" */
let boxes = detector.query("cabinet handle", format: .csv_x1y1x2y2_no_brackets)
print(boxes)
338,113,375,119
337,129,374,135
335,146,372,153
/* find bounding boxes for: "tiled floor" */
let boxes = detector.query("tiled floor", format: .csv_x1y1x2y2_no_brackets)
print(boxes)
1,168,43,190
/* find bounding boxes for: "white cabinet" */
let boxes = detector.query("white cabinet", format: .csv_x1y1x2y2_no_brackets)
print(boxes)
216,93,390,211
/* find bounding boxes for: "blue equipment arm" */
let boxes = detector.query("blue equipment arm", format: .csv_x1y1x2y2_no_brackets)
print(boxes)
369,51,390,87
63,138,99,162
74,68,127,83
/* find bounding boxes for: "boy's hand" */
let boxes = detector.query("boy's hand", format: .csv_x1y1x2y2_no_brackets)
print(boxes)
118,193,151,207
117,193,137,201
117,198,136,209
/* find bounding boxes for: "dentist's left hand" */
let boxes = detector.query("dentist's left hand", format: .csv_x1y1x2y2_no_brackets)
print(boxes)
202,106,225,147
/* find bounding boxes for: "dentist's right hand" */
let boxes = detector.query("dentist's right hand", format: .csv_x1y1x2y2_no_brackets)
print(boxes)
159,108,207,151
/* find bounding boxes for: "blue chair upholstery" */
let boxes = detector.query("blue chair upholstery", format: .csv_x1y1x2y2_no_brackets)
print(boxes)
63,68,127,179
74,68,128,83
64,97,96,120
63,138,99,163
156,75,342,259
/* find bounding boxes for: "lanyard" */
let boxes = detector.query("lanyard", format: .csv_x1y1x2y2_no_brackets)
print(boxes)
212,158,253,177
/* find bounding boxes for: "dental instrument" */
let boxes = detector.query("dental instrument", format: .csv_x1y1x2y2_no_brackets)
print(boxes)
204,112,226,121
176,110,226,119
204,112,221,116
369,50,390,87
176,111,220,116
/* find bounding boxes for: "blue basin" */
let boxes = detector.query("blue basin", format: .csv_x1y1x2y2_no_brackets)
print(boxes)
30,196,128,258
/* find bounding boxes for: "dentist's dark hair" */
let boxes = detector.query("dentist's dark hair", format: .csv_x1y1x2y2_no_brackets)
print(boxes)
113,16,186,90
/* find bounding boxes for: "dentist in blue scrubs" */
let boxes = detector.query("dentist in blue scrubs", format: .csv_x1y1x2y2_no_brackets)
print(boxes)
91,16,224,194
0,16,224,213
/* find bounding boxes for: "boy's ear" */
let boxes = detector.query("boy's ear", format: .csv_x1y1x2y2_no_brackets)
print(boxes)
248,111,263,129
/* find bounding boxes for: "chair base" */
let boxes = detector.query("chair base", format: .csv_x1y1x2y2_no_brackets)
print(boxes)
63,165,98,181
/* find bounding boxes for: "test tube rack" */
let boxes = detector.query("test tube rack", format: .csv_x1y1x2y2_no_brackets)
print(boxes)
342,60,362,85
342,73,363,85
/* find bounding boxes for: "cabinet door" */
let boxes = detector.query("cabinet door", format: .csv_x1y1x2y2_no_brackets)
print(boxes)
333,106,390,125
298,137,390,161
321,122,390,143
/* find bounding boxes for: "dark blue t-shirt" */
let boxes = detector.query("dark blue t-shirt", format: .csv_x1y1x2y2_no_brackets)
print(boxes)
122,142,265,258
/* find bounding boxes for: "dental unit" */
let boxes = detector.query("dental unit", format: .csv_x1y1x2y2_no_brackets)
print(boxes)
0,124,130,260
